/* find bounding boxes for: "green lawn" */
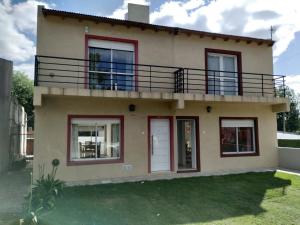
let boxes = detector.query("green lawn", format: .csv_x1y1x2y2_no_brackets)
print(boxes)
278,139,300,148
38,172,300,225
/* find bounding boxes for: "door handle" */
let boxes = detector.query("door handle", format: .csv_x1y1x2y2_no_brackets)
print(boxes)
151,135,154,155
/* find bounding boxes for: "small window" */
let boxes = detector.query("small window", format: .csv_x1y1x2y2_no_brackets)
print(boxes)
69,116,124,164
220,118,259,157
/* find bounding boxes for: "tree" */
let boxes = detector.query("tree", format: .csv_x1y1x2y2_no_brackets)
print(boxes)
12,71,34,128
277,86,300,132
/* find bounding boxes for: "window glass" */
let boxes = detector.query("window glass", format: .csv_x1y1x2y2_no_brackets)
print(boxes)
220,119,256,154
112,50,134,90
221,127,237,153
89,48,111,89
207,53,238,96
71,118,121,161
208,77,220,95
88,43,134,91
223,56,236,78
223,79,236,95
207,55,220,77
238,127,254,152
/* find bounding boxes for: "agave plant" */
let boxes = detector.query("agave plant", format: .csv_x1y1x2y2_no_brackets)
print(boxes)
29,159,65,212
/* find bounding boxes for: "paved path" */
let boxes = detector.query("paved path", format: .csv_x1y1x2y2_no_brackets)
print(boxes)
277,168,300,176
0,168,31,224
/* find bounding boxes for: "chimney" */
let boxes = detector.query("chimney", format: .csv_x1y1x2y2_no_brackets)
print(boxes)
125,3,149,23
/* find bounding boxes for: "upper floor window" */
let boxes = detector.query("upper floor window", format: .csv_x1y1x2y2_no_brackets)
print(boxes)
88,40,135,91
206,49,241,96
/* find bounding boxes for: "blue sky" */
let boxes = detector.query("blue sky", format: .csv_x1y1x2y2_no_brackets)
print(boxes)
2,0,300,92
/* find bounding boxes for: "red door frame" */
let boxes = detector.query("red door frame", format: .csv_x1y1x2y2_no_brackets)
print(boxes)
84,34,139,91
147,116,174,173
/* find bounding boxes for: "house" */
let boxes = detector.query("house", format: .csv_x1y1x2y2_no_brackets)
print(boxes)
0,58,28,173
33,4,289,185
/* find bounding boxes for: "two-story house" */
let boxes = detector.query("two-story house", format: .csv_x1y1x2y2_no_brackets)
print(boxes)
33,4,289,185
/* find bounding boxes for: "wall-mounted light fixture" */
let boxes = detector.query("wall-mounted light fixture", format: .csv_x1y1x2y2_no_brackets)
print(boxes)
206,106,212,113
129,104,136,112
84,26,89,33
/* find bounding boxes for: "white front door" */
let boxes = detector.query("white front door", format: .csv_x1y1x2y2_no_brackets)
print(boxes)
150,118,171,172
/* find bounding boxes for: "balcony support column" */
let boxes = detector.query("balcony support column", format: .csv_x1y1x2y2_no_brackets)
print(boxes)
176,97,185,109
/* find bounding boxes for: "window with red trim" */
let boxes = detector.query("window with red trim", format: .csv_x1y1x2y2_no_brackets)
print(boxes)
220,118,258,156
69,117,123,162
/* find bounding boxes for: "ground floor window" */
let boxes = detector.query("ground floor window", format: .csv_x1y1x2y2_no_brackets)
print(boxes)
68,115,124,164
220,117,259,157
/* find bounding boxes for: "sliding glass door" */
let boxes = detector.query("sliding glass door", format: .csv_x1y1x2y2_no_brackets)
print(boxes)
177,119,197,171
207,53,238,95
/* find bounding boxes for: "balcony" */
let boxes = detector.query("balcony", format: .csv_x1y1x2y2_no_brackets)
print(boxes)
33,55,289,111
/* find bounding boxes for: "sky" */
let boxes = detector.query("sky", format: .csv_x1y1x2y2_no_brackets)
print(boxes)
1,0,300,93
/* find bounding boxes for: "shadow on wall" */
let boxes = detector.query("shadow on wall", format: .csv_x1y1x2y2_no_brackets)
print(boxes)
38,172,291,225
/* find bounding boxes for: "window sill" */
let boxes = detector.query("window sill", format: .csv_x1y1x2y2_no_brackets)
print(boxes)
67,158,124,166
221,152,259,157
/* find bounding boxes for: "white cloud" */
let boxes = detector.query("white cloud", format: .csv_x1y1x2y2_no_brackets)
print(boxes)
14,62,34,79
148,0,300,59
285,75,300,95
109,0,149,19
0,0,51,77
3,0,300,79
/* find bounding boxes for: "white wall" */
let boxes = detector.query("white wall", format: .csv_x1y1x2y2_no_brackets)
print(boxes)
277,132,300,140
278,147,300,170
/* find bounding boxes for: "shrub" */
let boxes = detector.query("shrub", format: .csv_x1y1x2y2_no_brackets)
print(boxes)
30,159,64,211
23,159,65,224
278,139,300,148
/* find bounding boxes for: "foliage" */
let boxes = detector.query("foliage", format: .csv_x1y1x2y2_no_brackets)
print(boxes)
24,159,64,225
30,159,64,211
22,209,42,225
31,173,64,211
12,71,34,127
278,139,300,148
277,86,300,132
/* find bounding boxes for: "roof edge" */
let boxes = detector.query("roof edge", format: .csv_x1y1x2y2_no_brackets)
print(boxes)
41,8,275,47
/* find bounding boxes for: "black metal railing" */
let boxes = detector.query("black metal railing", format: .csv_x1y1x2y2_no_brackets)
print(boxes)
34,55,286,97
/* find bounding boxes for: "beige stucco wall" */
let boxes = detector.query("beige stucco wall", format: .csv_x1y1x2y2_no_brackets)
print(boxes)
33,96,278,183
34,9,280,184
36,10,274,96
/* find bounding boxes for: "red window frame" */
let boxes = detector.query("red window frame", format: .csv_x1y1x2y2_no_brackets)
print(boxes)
67,115,124,166
84,34,139,91
219,117,259,157
205,48,243,96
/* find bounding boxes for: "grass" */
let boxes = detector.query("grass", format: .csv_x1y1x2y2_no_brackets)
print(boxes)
278,139,300,148
31,171,300,225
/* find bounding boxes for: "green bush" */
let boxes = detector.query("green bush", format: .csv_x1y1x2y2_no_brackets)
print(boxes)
23,159,65,225
278,139,300,148
30,159,64,211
